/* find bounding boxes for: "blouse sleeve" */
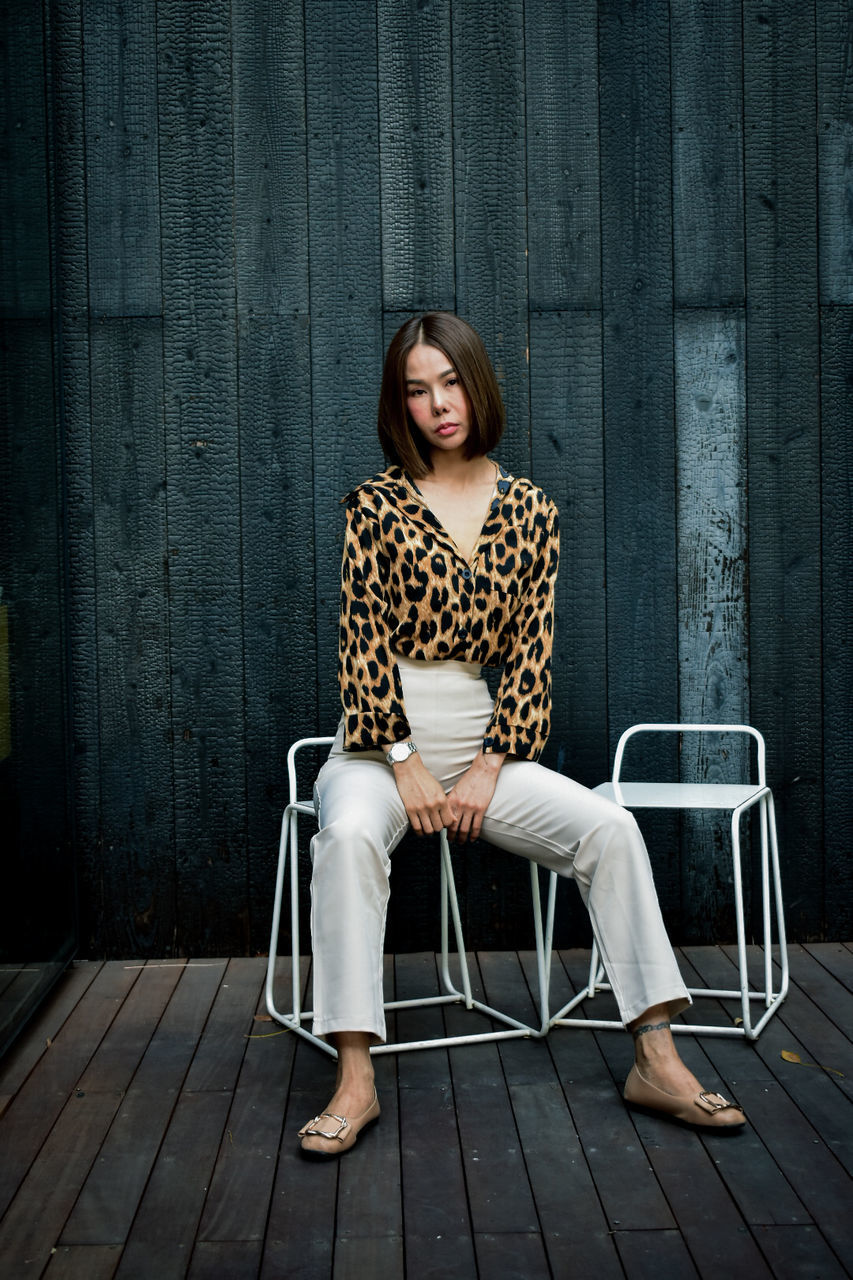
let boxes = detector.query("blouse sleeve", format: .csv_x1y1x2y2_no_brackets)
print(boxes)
338,496,412,750
482,503,560,761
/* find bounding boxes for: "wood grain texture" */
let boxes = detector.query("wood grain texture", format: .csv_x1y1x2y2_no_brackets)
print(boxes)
671,0,745,306
89,319,174,955
305,0,385,733
157,0,247,953
47,0,103,952
452,0,530,477
0,323,70,921
238,314,317,951
23,0,851,955
530,309,607,788
743,0,823,938
817,0,853,304
83,0,160,316
232,0,308,316
524,0,600,310
599,0,678,743
378,0,455,311
819,305,853,939
675,310,749,939
0,2,51,317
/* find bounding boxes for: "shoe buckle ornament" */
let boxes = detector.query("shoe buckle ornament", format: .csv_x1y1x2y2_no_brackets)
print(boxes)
298,1111,349,1142
696,1091,741,1115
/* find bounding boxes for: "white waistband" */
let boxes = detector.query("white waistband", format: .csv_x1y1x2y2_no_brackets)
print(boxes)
394,652,483,680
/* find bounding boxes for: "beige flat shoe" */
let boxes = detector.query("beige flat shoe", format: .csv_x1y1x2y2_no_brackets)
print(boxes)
624,1063,746,1133
298,1088,381,1160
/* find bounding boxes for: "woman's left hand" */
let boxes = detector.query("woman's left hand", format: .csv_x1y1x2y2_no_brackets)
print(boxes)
446,751,506,843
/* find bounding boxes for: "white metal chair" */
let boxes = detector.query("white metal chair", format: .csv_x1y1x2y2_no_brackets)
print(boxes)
548,723,789,1040
265,736,553,1057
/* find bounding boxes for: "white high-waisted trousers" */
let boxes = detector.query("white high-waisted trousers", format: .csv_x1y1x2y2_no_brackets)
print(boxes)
310,655,690,1042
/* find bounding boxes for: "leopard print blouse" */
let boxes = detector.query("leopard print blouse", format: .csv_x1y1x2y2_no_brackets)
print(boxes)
338,463,560,761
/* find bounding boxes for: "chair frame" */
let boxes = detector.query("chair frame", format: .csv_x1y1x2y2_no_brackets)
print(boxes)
548,723,789,1040
265,736,552,1057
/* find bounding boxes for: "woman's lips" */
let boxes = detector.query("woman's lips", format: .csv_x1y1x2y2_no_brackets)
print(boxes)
436,423,459,436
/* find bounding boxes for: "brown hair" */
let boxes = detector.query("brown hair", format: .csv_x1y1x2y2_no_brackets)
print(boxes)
377,312,506,477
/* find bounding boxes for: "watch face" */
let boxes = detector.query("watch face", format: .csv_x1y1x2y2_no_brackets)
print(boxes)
390,741,414,763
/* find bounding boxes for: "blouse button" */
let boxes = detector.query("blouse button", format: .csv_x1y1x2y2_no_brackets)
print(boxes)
458,626,468,639
461,568,472,580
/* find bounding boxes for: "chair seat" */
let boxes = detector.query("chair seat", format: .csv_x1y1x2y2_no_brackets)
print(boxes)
593,781,766,811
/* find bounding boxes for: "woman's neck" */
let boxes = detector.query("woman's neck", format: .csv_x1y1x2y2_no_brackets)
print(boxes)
422,451,494,491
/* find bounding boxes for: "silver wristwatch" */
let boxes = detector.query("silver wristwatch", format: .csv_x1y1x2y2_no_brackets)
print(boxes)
386,740,418,767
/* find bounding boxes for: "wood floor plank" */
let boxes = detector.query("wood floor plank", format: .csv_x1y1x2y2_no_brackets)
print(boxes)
749,1224,851,1279
0,1092,122,1276
60,961,228,1245
0,962,138,1218
76,963,185,1094
507,1080,624,1279
614,1228,699,1279
733,1078,853,1265
184,956,267,1093
445,993,540,1236
399,1085,473,1244
196,981,294,1243
394,951,454,1087
333,1234,404,1279
113,1090,233,1280
547,958,676,1234
622,1108,774,1278
804,942,853,994
473,1230,551,1280
0,961,103,1099
187,1240,263,1280
403,1233,478,1280
42,1244,123,1279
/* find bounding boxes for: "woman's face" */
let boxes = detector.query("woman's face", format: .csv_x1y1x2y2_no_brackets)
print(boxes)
405,342,472,460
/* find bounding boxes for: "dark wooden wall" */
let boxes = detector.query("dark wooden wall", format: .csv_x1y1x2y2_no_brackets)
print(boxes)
5,0,851,957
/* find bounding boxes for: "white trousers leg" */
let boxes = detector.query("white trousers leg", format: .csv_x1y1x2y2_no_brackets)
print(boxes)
310,657,690,1041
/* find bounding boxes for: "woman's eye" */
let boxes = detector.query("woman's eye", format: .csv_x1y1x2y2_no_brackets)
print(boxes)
446,378,457,387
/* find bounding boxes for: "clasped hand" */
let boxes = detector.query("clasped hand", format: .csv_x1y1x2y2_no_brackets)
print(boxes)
391,751,504,843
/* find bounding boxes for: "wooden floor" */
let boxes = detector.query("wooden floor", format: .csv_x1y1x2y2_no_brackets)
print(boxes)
0,945,852,1279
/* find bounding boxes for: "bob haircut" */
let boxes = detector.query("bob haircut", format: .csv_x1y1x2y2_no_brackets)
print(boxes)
377,312,506,478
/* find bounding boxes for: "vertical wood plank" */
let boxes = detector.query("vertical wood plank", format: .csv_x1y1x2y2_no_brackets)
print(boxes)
524,0,600,310
157,1,247,952
238,315,316,949
0,4,51,316
599,2,677,733
232,0,316,948
675,309,749,939
452,0,529,477
671,0,745,306
529,310,607,788
378,0,454,312
598,0,679,916
89,319,174,955
0,322,72,949
743,0,823,938
82,1,160,316
818,304,853,938
817,6,853,938
305,0,385,733
232,0,309,317
817,0,853,304
46,0,103,950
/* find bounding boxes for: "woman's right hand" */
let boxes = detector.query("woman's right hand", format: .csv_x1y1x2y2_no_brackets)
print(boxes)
390,752,458,835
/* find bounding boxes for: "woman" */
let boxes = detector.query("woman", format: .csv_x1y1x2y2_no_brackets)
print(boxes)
298,313,744,1158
